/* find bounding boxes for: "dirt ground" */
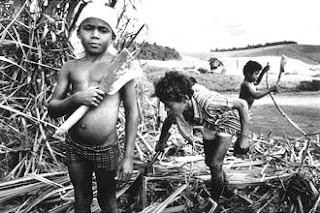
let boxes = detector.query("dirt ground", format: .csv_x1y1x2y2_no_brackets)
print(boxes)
227,91,320,137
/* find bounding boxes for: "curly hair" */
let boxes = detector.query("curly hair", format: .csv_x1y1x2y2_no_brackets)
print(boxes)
154,71,194,103
243,60,262,75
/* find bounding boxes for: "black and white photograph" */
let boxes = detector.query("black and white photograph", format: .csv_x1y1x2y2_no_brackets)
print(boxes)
0,0,320,212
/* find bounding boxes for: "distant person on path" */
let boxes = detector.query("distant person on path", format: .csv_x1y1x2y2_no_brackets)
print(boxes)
153,71,250,203
48,2,139,213
239,60,279,109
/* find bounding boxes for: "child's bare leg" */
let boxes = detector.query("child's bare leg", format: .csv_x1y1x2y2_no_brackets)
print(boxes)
95,170,117,213
203,132,233,202
68,161,94,213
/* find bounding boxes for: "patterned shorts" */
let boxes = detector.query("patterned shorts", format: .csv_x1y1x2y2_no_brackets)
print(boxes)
66,135,120,171
203,110,242,136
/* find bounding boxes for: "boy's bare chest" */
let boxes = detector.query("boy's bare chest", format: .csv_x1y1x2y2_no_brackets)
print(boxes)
70,61,113,90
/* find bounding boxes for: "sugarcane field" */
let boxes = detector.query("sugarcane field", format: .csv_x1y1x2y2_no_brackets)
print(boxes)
1,1,320,213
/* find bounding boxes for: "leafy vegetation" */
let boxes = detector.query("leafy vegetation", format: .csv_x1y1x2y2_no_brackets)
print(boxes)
136,42,181,60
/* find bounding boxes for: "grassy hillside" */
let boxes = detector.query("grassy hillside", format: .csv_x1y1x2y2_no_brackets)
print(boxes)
144,44,320,94
209,44,320,65
144,66,244,94
187,44,320,65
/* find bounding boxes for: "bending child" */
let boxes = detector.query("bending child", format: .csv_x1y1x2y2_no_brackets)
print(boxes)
239,60,279,109
154,71,250,203
48,2,139,213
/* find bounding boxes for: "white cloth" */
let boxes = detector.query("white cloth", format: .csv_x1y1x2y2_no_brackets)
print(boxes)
76,2,117,33
69,2,118,59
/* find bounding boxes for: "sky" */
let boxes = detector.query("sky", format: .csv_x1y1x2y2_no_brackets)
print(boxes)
136,0,320,53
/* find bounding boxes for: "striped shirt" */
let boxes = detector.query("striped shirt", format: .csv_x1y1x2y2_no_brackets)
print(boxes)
175,84,241,142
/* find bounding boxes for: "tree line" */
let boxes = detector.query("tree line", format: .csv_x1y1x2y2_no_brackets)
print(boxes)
136,42,181,60
211,41,297,52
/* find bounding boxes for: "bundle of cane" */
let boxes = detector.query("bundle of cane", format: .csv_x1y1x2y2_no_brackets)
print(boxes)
54,48,143,135
276,55,288,85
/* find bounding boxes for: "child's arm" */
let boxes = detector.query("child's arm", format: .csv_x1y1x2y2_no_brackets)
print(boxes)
48,63,73,118
243,81,278,100
116,79,139,182
255,86,278,99
232,98,250,148
155,113,175,152
255,63,270,85
48,62,105,118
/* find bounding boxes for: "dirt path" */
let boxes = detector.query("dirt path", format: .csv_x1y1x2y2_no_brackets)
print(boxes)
227,91,320,137
253,91,320,108
228,91,320,108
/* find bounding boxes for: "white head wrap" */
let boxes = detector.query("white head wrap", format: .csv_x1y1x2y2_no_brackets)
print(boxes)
76,2,118,35
69,2,118,58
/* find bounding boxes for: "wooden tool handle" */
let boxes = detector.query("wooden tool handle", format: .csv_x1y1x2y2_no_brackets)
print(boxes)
143,132,171,175
144,151,161,174
55,105,90,135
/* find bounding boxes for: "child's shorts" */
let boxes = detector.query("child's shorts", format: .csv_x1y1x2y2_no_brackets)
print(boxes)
65,135,120,171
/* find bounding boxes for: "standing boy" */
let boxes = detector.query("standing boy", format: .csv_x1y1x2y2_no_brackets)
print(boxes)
154,71,250,202
48,2,139,213
239,60,278,109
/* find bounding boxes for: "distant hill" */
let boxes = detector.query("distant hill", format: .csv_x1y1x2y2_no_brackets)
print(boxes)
209,44,320,65
136,42,181,61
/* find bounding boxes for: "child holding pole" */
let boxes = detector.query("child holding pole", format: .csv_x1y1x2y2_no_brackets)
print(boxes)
239,60,279,109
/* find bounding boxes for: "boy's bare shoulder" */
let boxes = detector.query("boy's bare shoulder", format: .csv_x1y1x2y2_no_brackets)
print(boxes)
241,81,253,88
61,58,85,71
63,58,83,67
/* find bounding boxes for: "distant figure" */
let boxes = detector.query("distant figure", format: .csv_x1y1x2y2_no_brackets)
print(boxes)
239,61,278,109
208,57,223,71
